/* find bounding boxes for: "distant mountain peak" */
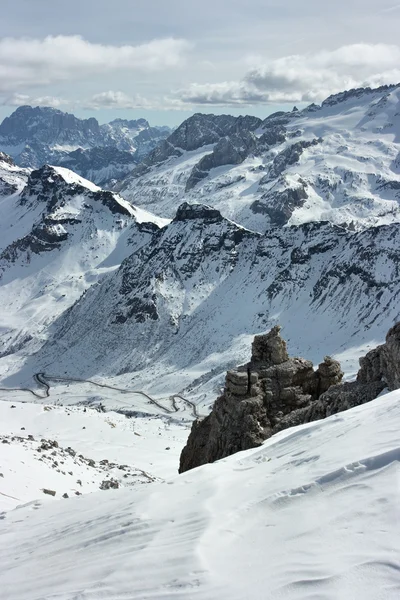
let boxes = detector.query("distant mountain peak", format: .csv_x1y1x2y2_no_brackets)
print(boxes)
0,106,171,184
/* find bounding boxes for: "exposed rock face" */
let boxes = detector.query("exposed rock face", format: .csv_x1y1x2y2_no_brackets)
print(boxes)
127,113,262,182
179,326,343,473
179,324,399,473
58,146,137,187
357,322,400,390
185,131,258,191
267,138,322,181
251,181,308,226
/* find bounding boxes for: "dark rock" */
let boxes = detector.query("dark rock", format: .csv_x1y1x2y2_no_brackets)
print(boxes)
251,183,308,226
62,493,69,499
185,130,257,191
99,479,119,490
42,488,56,496
267,138,322,181
173,202,223,223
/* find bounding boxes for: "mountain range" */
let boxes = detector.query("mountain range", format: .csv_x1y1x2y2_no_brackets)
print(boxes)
118,83,400,232
0,106,171,186
0,83,399,407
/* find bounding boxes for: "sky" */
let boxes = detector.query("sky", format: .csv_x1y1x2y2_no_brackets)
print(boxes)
1,0,400,126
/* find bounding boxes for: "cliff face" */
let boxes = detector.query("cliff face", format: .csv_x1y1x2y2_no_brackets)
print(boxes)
179,324,399,473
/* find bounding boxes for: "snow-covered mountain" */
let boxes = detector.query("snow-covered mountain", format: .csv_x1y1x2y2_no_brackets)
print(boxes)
0,106,171,185
0,163,168,367
119,83,400,232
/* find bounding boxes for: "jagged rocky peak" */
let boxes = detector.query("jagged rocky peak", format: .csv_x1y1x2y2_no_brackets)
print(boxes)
0,106,171,178
180,321,400,473
179,322,400,472
129,113,263,180
107,117,150,130
20,164,133,217
251,325,289,366
169,113,261,152
173,202,223,223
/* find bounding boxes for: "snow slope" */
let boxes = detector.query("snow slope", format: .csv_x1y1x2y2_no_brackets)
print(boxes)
119,84,400,232
1,390,399,599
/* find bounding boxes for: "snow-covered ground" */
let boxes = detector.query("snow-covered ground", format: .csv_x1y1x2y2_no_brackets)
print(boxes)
0,399,189,512
0,390,399,599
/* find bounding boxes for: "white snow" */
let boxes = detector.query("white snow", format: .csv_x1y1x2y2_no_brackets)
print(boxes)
0,400,189,512
50,165,101,192
0,390,399,599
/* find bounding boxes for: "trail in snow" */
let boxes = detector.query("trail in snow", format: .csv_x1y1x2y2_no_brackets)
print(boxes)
0,372,200,418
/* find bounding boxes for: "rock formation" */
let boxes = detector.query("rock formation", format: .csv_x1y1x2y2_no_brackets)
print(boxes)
179,323,399,473
179,325,343,473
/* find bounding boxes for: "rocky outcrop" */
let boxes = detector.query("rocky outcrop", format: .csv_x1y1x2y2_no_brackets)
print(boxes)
128,113,262,182
266,138,322,181
179,326,343,472
179,324,399,473
251,181,308,226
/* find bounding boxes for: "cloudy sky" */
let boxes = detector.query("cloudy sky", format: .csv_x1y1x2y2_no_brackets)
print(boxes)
1,0,400,126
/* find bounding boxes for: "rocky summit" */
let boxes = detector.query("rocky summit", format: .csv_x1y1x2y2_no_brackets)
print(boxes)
179,323,399,473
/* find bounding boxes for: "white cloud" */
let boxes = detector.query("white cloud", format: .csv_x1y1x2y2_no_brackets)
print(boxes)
0,35,190,92
84,90,189,111
178,43,400,106
2,93,66,108
84,91,153,110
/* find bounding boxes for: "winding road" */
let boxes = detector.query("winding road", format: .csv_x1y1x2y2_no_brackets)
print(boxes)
0,372,200,418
